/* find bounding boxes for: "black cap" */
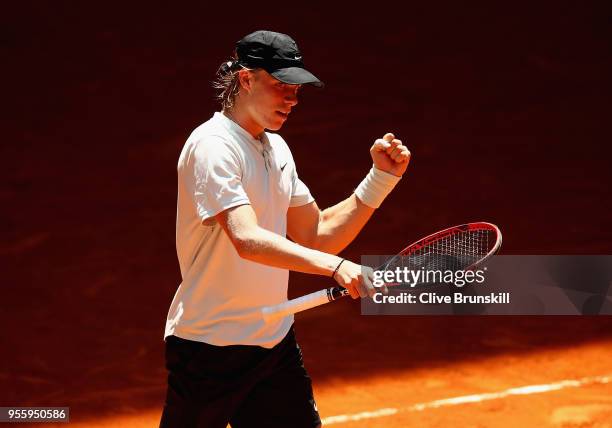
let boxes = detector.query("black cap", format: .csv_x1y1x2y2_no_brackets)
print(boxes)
235,30,324,88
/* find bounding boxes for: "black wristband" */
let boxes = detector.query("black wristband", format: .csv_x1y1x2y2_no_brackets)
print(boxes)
332,259,346,280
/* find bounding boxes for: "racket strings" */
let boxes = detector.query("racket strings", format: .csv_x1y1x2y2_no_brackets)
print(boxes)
383,229,494,283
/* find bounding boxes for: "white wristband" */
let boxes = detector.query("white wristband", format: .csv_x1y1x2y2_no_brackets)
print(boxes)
354,166,401,208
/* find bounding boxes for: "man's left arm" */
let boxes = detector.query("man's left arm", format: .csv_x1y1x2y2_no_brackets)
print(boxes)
287,132,410,254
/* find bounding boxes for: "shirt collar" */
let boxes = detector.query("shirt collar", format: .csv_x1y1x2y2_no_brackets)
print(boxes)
214,112,271,154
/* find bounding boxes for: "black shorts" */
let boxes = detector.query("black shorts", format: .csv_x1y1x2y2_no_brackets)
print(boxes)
159,326,321,428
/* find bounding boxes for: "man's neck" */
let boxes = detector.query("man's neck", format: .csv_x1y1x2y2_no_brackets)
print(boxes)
223,107,264,140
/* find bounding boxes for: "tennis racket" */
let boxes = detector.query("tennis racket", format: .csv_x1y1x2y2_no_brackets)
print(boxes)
261,222,502,322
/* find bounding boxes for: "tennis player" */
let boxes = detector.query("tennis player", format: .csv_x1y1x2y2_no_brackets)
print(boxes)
160,30,410,428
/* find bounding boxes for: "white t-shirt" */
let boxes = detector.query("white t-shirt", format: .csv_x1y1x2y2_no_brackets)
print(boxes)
164,112,314,348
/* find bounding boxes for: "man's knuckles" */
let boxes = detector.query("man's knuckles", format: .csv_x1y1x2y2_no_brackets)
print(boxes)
373,139,391,151
384,140,402,153
383,132,395,141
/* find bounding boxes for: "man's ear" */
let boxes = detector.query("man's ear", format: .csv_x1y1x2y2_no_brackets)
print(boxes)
238,69,254,93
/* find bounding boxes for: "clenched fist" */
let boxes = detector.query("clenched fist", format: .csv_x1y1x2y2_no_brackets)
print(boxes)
370,133,411,177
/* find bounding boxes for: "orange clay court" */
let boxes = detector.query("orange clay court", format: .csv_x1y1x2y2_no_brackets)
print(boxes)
14,312,612,427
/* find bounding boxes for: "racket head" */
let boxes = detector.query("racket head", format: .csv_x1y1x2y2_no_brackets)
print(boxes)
382,222,502,274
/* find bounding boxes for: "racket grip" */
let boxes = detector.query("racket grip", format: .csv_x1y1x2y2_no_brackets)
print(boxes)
262,287,348,322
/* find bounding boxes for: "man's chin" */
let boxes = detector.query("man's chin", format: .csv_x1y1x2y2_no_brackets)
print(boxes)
266,123,284,131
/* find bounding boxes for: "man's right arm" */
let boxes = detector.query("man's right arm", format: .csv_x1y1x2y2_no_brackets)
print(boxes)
214,204,375,298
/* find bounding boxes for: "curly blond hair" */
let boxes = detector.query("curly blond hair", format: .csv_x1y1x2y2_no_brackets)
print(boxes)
212,55,257,111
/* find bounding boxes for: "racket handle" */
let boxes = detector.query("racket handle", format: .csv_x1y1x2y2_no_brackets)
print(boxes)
262,287,349,322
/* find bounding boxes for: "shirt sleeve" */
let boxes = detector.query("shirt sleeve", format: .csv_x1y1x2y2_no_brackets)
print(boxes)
289,167,315,208
191,137,251,222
